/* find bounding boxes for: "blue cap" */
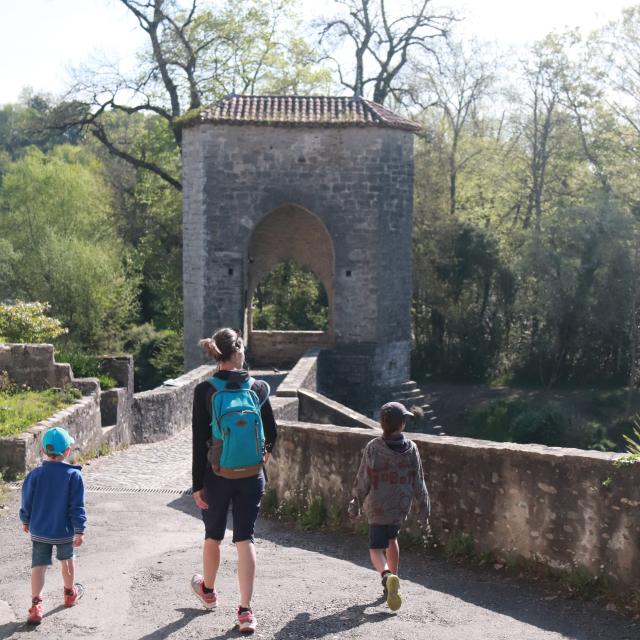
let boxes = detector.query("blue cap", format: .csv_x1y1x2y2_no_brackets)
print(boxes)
42,427,74,456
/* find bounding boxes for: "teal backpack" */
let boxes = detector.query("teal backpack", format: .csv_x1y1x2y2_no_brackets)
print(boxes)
208,377,267,479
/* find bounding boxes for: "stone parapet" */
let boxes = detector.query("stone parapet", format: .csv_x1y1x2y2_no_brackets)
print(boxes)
276,348,320,397
297,389,378,430
131,365,215,443
267,421,640,589
0,394,101,476
0,343,72,390
249,332,331,369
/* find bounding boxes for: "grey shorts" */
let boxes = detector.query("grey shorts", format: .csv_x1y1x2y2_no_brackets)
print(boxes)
32,541,74,567
368,524,400,549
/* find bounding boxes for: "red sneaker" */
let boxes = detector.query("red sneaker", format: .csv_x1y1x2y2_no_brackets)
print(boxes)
237,606,257,634
64,583,85,607
27,598,43,625
190,574,217,610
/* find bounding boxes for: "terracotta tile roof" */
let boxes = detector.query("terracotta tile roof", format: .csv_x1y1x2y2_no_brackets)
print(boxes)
190,95,420,132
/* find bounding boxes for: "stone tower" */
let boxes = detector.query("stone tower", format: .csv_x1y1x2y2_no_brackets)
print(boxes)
181,95,419,414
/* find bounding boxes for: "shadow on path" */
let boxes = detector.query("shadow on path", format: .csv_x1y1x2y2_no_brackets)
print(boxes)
137,607,215,640
255,518,638,640
273,599,390,640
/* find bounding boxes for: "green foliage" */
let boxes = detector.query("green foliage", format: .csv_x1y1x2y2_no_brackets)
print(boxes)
443,531,475,560
56,351,102,378
615,416,640,466
253,260,329,331
300,497,328,530
124,324,183,391
413,219,514,381
55,351,118,391
622,421,640,456
465,399,612,449
0,301,66,343
0,146,138,350
261,489,279,516
0,383,82,438
260,491,337,532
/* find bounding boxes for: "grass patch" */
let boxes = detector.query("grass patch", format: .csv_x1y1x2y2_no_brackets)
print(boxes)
0,386,81,438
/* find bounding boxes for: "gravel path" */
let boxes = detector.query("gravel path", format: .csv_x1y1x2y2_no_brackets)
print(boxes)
0,432,637,640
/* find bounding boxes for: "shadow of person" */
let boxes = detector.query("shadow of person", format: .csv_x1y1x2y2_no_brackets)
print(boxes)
136,607,213,640
272,599,390,640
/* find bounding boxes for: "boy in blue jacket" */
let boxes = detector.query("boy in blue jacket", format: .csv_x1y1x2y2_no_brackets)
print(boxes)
20,426,86,625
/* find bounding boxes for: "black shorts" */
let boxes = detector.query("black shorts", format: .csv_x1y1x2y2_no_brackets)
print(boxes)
369,524,400,549
201,466,265,543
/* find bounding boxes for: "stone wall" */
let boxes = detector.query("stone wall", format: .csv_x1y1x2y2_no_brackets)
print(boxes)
0,347,137,474
0,343,72,390
249,331,332,368
276,348,320,397
297,389,378,430
99,355,134,448
0,394,102,476
131,365,215,443
268,421,640,589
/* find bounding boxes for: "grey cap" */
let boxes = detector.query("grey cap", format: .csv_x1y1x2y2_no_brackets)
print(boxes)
380,401,414,424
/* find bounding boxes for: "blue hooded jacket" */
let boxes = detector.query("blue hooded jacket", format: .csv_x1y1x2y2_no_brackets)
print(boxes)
20,461,86,544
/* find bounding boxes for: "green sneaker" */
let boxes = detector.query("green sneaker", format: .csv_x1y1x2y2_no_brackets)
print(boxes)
385,574,401,611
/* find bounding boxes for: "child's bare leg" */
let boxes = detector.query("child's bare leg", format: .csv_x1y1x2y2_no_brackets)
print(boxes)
60,558,75,590
386,538,400,574
369,549,388,574
31,566,47,599
203,539,221,589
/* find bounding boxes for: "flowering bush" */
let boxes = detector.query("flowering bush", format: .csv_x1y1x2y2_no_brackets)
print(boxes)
0,301,67,343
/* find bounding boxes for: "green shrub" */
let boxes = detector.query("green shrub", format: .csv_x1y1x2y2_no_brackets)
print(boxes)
511,404,570,446
464,399,526,441
57,351,99,377
56,351,117,389
301,497,327,530
0,301,66,343
444,531,475,560
261,489,279,516
466,399,613,449
124,324,183,391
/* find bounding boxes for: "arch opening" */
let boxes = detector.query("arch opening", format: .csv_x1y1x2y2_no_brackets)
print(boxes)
246,203,335,367
252,260,329,332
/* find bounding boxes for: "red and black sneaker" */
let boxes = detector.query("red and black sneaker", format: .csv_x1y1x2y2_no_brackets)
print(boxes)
64,583,85,607
237,606,257,634
27,598,43,625
190,574,218,610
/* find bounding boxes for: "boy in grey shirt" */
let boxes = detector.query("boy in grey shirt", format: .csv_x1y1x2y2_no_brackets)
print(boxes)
348,402,430,611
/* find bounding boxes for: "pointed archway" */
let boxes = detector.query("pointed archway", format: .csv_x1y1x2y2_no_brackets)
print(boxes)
246,203,335,366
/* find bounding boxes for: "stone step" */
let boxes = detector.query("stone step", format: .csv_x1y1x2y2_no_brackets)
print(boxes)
387,380,419,393
394,395,426,408
391,387,422,399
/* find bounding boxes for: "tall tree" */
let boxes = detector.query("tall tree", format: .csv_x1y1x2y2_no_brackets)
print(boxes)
320,0,454,104
64,0,329,190
411,38,495,215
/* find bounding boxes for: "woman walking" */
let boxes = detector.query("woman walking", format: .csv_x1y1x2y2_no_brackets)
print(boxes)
191,327,277,634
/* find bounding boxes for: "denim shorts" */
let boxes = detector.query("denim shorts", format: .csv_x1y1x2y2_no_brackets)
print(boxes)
202,466,265,543
369,524,400,549
32,541,74,567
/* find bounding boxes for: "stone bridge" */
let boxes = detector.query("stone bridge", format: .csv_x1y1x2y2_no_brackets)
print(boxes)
1,349,640,638
0,425,636,639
